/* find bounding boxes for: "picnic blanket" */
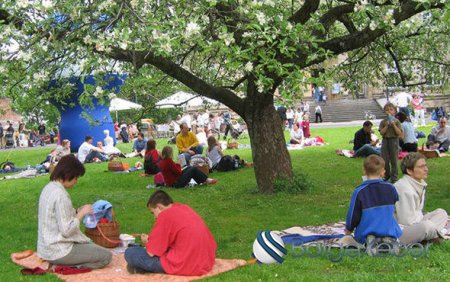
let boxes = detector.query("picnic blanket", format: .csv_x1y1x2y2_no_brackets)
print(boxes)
11,250,247,281
287,137,326,150
336,149,449,159
0,169,47,180
275,219,450,246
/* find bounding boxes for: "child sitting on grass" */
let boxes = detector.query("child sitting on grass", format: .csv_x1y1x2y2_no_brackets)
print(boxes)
345,155,402,252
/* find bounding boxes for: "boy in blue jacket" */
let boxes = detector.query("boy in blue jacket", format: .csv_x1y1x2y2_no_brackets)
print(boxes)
345,155,402,251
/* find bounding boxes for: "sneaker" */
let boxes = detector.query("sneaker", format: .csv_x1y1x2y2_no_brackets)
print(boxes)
207,178,218,185
365,235,378,256
381,237,400,255
126,265,146,274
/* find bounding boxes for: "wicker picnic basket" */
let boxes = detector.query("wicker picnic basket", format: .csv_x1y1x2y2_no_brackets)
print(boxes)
85,211,121,248
108,159,129,171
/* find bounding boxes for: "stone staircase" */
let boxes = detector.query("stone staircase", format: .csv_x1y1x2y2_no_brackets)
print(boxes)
309,98,387,123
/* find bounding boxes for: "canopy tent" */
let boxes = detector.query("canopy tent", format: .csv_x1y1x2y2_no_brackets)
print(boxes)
155,91,219,109
109,97,143,120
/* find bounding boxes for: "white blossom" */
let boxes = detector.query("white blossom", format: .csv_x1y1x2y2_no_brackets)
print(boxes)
42,0,53,9
93,86,104,97
33,71,48,82
264,0,275,7
17,50,32,61
95,43,105,51
130,0,139,9
161,42,172,53
369,21,377,31
108,93,117,99
17,0,30,8
286,23,293,31
256,12,267,25
185,22,201,39
244,62,254,72
83,35,92,44
119,41,128,49
0,65,6,73
256,80,264,93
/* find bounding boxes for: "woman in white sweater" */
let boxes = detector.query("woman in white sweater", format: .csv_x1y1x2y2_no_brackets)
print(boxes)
394,153,448,243
37,155,112,268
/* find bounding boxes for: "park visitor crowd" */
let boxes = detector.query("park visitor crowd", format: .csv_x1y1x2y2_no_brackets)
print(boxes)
4,89,449,276
0,120,56,149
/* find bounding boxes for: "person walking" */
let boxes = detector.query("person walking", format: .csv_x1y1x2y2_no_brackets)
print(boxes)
315,105,323,123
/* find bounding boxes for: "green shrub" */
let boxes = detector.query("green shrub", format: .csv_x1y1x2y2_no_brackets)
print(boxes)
273,172,314,193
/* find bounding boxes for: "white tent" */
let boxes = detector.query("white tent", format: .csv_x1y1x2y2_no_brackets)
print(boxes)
155,91,219,109
109,97,143,120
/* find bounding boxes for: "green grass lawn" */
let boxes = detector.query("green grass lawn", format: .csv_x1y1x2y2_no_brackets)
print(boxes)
0,125,449,281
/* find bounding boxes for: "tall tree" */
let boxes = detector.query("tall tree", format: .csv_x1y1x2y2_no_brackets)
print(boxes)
1,1,449,192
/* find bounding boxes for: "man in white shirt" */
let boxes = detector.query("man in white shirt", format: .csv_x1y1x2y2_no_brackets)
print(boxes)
78,136,108,163
426,117,450,152
394,91,413,117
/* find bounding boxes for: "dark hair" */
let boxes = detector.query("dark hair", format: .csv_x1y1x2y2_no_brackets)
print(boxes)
363,120,373,127
161,146,173,159
85,136,93,142
401,152,426,175
396,112,407,123
138,132,144,138
50,155,85,182
147,190,173,208
146,139,156,150
207,135,217,151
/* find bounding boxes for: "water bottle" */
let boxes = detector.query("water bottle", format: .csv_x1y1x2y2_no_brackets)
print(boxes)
26,162,31,170
234,159,239,169
84,214,96,227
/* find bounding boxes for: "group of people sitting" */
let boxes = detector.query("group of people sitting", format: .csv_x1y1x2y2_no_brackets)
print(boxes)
346,153,447,249
35,151,447,276
140,122,251,188
37,155,216,275
353,116,450,159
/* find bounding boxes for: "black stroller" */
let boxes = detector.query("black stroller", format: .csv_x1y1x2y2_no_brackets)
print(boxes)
4,131,15,149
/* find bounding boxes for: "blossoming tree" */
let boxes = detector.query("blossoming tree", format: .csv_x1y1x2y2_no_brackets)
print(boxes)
1,1,449,192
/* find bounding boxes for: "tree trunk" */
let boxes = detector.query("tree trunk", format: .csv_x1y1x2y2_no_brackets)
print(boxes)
243,92,293,193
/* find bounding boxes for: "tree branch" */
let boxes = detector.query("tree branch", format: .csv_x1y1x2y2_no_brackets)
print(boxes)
288,0,320,24
108,48,245,116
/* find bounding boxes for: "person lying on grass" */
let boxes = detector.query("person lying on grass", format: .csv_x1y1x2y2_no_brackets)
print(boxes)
37,155,112,269
159,146,217,188
394,152,448,244
124,190,216,275
345,155,402,249
206,135,252,171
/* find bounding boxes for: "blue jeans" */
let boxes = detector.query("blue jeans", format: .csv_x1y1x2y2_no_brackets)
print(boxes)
124,246,165,273
354,144,381,157
181,145,204,164
85,151,108,163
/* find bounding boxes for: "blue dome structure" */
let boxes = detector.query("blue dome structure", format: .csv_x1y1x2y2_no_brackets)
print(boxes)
51,74,126,151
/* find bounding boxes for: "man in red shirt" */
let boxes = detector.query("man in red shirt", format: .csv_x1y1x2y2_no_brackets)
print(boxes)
124,191,217,275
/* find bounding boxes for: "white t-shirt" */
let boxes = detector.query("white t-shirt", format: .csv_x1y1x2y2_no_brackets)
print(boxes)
77,142,95,163
395,92,412,107
290,128,304,141
207,146,222,167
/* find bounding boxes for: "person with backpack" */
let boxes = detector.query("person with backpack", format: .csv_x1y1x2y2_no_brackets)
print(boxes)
142,139,160,176
206,136,250,171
